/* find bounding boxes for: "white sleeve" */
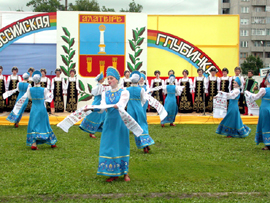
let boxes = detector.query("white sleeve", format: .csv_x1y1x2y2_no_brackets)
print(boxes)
163,85,167,95
241,77,245,93
76,78,80,92
92,84,101,96
64,79,68,94
140,88,147,106
189,78,193,93
220,89,240,100
62,78,65,94
193,77,197,92
228,77,232,92
44,88,53,102
150,79,154,88
18,76,22,82
217,77,220,91
116,89,130,109
6,76,10,91
204,78,209,93
100,91,106,106
16,82,19,91
27,87,31,100
146,79,149,87
12,92,28,114
245,88,266,101
47,78,51,90
51,78,54,90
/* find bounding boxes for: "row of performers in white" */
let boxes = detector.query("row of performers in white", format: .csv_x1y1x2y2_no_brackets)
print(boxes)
7,67,270,183
121,67,257,114
0,66,80,113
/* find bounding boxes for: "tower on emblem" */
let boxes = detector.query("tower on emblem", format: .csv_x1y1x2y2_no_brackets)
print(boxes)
98,24,106,54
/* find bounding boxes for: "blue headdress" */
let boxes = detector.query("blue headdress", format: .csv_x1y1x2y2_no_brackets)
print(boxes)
235,76,241,87
169,74,175,79
95,72,104,82
106,66,120,81
141,73,146,81
33,70,42,77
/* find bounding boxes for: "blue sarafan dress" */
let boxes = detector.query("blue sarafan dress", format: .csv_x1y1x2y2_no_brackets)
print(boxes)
26,86,57,146
246,87,270,145
127,85,155,149
79,84,106,134
7,82,30,123
139,84,148,113
161,85,178,124
216,88,251,138
97,88,130,177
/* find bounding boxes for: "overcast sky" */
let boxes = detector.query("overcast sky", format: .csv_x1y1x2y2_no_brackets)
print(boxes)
0,0,218,14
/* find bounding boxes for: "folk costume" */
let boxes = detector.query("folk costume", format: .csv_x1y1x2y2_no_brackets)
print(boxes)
79,73,109,137
97,67,131,181
138,73,149,113
40,69,51,112
216,77,251,138
245,75,270,148
51,69,65,112
6,67,22,111
0,68,6,113
6,73,31,126
65,75,80,112
206,76,220,113
126,71,155,153
178,77,193,113
121,77,132,89
162,75,183,126
193,76,207,113
231,75,245,114
12,71,56,150
244,76,258,115
25,67,35,112
150,77,164,112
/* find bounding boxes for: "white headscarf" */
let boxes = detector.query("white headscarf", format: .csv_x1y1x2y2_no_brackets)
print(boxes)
130,73,140,83
33,74,41,84
22,73,29,80
169,76,175,84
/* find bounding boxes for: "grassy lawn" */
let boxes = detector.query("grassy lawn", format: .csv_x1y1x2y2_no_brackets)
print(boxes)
1,124,270,202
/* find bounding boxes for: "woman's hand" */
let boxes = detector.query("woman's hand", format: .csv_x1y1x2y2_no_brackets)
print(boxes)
113,105,118,109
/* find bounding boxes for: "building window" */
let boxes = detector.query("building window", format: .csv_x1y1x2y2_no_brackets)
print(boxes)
241,41,248,48
254,7,265,12
222,8,230,14
240,53,248,59
266,6,270,12
266,41,270,47
240,19,249,25
241,0,249,1
241,7,249,13
240,30,249,36
223,0,229,2
266,53,270,58
254,41,264,47
253,52,263,58
252,17,266,24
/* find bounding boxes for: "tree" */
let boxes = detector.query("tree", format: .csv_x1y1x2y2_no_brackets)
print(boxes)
101,6,115,12
241,55,263,75
68,0,100,11
120,0,143,12
26,0,63,12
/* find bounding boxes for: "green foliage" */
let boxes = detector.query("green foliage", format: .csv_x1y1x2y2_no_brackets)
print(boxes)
120,0,143,12
26,0,63,12
69,0,100,11
241,55,263,75
1,124,270,202
127,27,145,72
100,6,115,12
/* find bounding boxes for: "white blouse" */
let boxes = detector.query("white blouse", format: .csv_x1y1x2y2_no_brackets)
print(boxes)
163,85,183,96
205,76,220,94
51,77,65,93
92,83,111,96
0,75,6,89
193,76,208,93
245,88,267,101
65,77,80,94
220,76,232,92
150,78,164,88
164,78,178,86
6,75,22,91
120,77,132,89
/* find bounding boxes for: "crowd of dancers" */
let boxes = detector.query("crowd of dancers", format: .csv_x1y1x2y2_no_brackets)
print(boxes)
1,65,270,182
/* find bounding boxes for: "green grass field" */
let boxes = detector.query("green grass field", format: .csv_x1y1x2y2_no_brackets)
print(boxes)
1,124,270,202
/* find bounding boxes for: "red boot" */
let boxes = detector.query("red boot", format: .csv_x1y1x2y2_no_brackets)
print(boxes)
143,147,149,153
170,123,176,126
51,145,57,148
14,123,19,128
243,107,248,115
106,177,119,182
31,146,39,150
161,124,164,128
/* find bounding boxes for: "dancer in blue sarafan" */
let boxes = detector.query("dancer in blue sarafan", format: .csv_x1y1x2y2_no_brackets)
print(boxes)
126,71,155,154
6,73,31,128
79,72,110,138
245,74,270,150
161,74,183,127
96,66,131,182
216,77,251,138
138,73,149,113
12,70,57,150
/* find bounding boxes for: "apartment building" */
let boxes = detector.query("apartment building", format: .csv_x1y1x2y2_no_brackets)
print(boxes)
219,0,270,67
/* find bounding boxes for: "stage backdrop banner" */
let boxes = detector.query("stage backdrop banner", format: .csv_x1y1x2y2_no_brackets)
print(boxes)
57,11,147,108
147,15,239,78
